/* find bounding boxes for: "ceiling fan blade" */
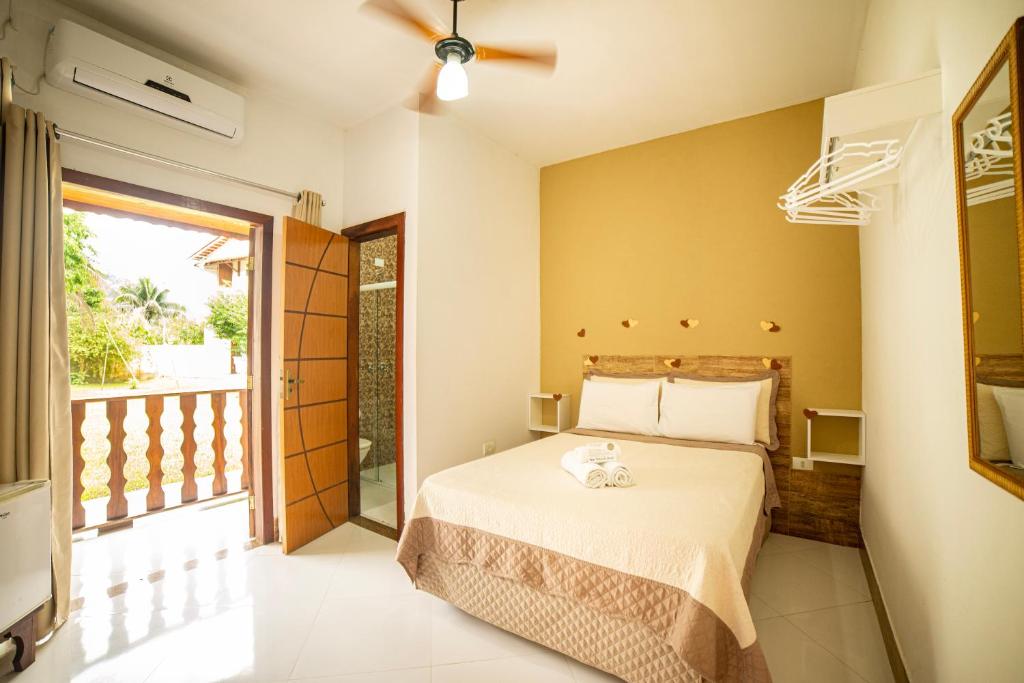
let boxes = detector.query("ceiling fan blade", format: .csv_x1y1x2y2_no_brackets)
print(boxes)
474,43,557,71
405,63,443,115
361,0,446,43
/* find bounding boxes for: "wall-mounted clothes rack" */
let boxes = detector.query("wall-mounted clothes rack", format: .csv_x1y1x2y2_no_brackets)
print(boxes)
964,111,1014,206
777,70,942,227
778,140,902,226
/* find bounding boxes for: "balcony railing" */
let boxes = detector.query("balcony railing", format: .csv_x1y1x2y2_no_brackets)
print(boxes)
71,388,250,531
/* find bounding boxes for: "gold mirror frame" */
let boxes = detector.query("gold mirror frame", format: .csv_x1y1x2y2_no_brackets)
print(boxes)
954,17,1024,500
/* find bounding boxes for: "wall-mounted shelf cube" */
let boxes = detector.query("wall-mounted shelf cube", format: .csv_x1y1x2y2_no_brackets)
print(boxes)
529,393,571,433
806,408,866,466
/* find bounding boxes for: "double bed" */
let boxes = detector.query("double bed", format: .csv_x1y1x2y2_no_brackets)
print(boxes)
395,356,788,683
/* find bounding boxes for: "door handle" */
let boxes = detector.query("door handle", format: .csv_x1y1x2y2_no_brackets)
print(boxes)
283,369,304,401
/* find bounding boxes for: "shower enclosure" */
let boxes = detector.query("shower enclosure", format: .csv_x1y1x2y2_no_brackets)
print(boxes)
358,235,397,527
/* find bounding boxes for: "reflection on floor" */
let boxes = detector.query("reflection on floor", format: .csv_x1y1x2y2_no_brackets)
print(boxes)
0,524,894,683
360,462,397,528
70,495,252,613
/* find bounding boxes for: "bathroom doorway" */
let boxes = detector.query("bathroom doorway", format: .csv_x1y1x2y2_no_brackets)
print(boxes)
342,214,404,536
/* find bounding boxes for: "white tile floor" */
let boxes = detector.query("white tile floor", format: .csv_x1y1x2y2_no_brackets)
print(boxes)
360,463,397,528
0,510,894,683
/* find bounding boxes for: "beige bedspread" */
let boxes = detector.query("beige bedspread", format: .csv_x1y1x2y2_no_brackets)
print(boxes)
397,431,779,682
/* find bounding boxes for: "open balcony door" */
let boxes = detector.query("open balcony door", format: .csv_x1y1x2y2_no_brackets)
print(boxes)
281,217,350,553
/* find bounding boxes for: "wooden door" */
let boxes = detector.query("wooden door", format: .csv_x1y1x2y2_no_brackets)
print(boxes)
281,217,350,553
245,231,257,540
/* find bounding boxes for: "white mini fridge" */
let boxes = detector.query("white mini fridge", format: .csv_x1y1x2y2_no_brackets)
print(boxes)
0,480,52,633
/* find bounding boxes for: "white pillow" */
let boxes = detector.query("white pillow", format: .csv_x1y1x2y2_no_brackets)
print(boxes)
577,379,660,436
658,381,760,444
977,383,1010,462
671,375,776,448
992,386,1024,468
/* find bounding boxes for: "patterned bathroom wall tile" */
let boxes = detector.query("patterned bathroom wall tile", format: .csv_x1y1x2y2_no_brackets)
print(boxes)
357,237,399,472
359,234,398,285
358,288,379,471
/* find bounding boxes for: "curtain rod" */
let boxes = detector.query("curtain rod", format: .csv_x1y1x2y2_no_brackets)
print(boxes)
53,125,323,205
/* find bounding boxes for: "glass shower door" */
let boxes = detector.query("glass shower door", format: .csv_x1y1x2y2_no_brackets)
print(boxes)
358,235,398,527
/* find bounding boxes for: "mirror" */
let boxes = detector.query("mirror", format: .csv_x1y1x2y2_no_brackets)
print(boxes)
955,18,1024,500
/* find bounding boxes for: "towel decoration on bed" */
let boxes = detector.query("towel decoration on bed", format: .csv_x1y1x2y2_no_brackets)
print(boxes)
601,459,635,487
560,441,634,488
560,450,608,488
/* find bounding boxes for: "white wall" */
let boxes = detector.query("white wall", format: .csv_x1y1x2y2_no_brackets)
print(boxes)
342,106,420,512
855,1,1024,680
343,107,540,515
2,0,346,524
415,113,540,490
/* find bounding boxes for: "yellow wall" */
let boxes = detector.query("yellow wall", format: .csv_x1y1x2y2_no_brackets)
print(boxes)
967,195,1022,354
539,99,861,456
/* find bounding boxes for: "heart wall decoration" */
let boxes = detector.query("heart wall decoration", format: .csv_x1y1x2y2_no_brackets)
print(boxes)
679,319,700,328
759,320,781,333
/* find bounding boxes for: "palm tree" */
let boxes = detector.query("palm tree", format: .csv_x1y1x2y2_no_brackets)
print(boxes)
115,277,185,331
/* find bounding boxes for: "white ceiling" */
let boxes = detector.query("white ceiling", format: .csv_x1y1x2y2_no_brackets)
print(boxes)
56,0,869,166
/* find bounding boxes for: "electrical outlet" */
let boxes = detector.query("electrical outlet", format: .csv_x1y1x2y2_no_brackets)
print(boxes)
482,440,496,456
792,457,814,471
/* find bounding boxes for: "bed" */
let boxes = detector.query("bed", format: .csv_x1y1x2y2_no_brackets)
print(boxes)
396,356,787,683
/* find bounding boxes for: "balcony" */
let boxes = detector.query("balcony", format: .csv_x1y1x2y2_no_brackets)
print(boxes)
71,384,251,531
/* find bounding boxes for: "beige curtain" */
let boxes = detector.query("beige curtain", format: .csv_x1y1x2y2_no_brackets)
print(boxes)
292,189,323,226
0,58,72,636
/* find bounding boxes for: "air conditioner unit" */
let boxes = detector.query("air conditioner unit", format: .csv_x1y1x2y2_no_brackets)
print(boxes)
45,20,245,143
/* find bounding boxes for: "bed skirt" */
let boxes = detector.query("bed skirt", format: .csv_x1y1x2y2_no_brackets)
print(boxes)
416,551,702,682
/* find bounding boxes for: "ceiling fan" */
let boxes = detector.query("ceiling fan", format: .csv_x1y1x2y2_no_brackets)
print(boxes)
362,0,557,113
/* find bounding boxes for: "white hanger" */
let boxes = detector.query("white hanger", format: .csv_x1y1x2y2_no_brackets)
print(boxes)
964,112,1015,206
778,140,902,226
781,191,880,226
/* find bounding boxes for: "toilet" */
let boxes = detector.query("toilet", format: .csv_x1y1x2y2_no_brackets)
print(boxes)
359,438,372,464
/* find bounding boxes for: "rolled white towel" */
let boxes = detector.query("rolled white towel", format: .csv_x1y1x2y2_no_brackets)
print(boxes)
602,460,635,487
561,451,609,488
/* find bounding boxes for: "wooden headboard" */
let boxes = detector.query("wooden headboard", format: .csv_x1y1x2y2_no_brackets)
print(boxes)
977,354,1024,387
578,354,862,547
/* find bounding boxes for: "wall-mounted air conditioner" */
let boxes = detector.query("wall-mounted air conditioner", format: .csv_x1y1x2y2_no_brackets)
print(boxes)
45,20,245,143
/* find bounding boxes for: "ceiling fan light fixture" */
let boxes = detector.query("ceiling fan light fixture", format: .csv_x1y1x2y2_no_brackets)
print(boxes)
437,52,469,101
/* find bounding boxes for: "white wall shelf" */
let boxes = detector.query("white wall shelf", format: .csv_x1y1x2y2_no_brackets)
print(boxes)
529,393,571,434
820,69,942,189
806,408,866,466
